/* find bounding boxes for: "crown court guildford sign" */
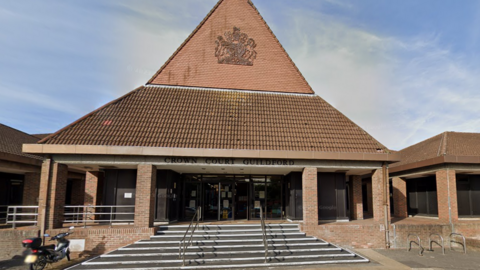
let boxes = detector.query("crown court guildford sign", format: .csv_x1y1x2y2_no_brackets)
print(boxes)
164,157,295,166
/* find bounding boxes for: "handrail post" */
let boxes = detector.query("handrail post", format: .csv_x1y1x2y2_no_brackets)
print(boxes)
12,207,17,229
109,206,114,228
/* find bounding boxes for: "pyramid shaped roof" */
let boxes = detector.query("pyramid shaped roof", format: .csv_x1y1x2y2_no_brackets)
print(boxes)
148,0,313,94
30,1,396,161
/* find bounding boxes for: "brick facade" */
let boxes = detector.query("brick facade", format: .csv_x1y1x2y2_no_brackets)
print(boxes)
392,177,407,218
23,172,40,206
70,179,85,205
84,171,101,206
302,167,318,225
38,160,68,230
351,175,363,220
436,169,458,222
134,164,157,227
372,168,389,222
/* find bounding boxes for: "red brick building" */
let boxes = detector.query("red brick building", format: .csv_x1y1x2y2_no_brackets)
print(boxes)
6,0,476,256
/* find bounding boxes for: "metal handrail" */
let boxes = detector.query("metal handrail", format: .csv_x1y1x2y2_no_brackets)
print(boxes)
6,206,39,229
179,207,201,266
260,206,268,263
449,233,467,254
407,234,424,256
428,233,445,254
63,205,135,227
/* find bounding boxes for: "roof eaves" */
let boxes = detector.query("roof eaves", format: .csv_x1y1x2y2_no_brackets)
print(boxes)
39,86,145,144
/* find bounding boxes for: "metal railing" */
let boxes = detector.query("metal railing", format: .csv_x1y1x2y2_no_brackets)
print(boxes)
449,233,467,254
407,234,424,256
260,206,268,263
64,205,135,227
6,206,39,229
0,205,7,224
179,207,201,266
428,233,445,255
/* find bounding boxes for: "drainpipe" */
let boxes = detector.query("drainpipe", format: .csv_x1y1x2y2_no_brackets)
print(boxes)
383,162,390,248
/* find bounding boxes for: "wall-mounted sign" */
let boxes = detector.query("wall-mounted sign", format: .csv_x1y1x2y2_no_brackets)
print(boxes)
163,157,295,166
124,193,132,198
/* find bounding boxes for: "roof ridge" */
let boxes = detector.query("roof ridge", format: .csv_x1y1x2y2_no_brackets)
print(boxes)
0,123,41,141
146,0,225,84
145,84,316,96
39,86,145,144
441,131,448,155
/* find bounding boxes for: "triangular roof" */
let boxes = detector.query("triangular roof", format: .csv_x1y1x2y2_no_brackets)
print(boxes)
147,0,314,94
391,131,480,169
39,86,388,154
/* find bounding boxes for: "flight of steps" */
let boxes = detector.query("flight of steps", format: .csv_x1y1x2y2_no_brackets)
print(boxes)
70,223,368,269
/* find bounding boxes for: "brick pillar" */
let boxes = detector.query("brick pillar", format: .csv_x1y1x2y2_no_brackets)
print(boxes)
23,172,40,206
392,177,407,218
84,172,101,206
302,167,318,225
38,160,68,230
436,169,458,222
351,175,363,220
372,168,388,222
134,164,157,227
366,182,373,216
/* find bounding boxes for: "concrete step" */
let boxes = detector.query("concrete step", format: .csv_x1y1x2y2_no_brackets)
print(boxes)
150,232,306,241
156,228,300,234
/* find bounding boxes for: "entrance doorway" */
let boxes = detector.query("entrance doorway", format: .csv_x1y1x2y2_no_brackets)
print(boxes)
182,174,284,221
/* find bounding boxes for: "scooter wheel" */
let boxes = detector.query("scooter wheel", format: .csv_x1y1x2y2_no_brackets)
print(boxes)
30,254,47,270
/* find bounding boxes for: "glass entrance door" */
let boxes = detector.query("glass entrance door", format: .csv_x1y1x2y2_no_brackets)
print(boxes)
220,182,233,220
204,182,219,220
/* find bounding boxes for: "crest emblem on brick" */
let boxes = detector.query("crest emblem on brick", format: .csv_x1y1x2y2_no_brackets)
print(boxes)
215,27,257,66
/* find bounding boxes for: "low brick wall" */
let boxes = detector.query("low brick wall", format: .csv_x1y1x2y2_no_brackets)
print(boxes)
300,223,386,249
46,226,156,258
0,228,39,260
301,221,480,251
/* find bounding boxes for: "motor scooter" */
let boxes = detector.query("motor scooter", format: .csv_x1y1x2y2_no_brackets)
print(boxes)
22,226,74,270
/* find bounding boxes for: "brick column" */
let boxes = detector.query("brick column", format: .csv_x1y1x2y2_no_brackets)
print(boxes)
23,172,40,206
392,177,407,218
302,167,318,225
135,164,157,227
38,160,68,230
351,175,363,220
372,168,388,222
436,169,458,222
84,172,101,206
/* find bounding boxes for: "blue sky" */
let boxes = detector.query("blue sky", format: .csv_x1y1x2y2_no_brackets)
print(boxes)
0,0,479,150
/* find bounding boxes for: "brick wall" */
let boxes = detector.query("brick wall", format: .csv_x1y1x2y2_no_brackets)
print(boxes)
300,223,385,249
38,160,68,230
134,165,157,227
46,227,155,258
392,177,407,218
351,175,363,220
302,167,318,225
372,169,386,222
84,171,99,206
436,169,458,222
23,172,40,206
0,229,39,260
70,179,85,206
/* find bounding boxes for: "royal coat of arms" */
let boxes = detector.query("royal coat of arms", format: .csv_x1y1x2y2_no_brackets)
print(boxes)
215,27,257,66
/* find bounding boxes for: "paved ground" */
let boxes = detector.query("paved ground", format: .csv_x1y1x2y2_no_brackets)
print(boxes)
1,248,479,270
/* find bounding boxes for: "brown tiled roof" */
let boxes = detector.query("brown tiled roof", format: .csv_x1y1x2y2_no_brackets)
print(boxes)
32,133,51,140
40,86,387,153
0,124,43,160
391,132,480,168
148,0,314,94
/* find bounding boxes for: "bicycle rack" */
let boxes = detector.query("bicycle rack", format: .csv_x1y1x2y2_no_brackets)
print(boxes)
428,233,445,255
407,234,424,256
449,233,467,254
